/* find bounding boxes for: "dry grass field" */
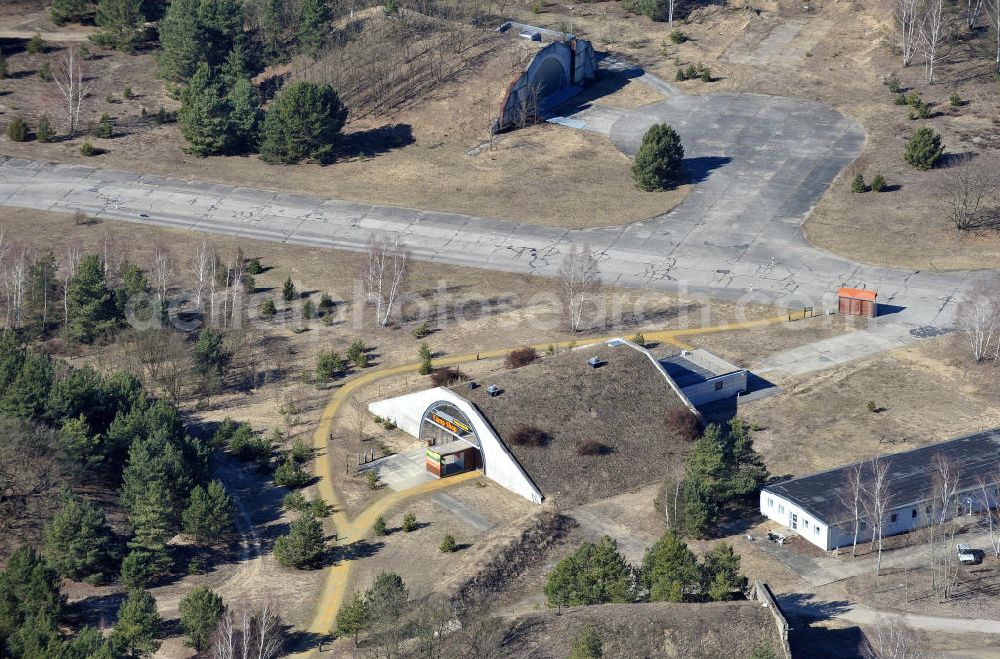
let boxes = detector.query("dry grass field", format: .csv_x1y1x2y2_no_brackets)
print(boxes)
742,332,1000,478
515,0,1000,270
0,4,685,228
499,601,784,658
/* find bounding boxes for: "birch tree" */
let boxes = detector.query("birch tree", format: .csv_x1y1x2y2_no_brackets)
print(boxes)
838,461,867,557
977,475,1000,561
151,241,173,307
956,283,1000,362
989,0,1000,72
861,615,930,659
968,0,985,28
918,0,947,83
361,233,410,327
190,239,213,310
52,45,92,137
897,0,921,66
211,598,284,659
862,456,894,576
559,244,602,332
60,239,81,325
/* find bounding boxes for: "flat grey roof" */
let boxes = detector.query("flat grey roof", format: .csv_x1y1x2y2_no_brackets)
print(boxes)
764,429,1000,525
428,439,475,456
659,355,717,388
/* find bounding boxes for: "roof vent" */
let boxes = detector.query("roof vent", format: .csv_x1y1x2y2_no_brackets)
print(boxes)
486,384,501,397
587,356,604,368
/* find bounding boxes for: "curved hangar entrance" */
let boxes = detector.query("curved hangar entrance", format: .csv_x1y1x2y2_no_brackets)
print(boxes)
420,402,482,478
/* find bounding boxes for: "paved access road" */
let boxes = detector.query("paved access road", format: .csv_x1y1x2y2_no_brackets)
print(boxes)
0,91,984,330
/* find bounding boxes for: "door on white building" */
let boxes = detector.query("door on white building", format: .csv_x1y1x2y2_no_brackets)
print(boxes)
789,512,798,530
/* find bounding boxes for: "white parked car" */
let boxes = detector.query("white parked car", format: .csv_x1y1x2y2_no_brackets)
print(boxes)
957,543,980,565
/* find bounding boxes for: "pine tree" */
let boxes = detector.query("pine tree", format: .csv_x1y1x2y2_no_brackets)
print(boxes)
227,77,263,154
544,536,633,608
220,41,251,87
282,276,295,301
158,0,243,81
43,490,114,581
641,530,702,602
65,254,119,344
25,251,59,336
703,543,746,601
182,480,236,544
299,0,332,56
334,590,369,643
0,349,53,420
273,511,324,568
59,415,104,471
192,327,231,377
631,123,685,191
179,587,225,651
95,0,145,52
259,82,348,164
111,589,162,657
178,63,234,157
904,127,944,170
259,0,288,62
51,0,92,25
0,547,64,641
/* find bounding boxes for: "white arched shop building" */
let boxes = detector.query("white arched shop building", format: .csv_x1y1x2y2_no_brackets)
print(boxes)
369,387,544,504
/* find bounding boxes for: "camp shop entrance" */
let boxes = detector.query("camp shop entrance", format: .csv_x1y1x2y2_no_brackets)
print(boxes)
419,402,482,478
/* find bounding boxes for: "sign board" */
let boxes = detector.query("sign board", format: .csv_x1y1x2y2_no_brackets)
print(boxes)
427,410,472,435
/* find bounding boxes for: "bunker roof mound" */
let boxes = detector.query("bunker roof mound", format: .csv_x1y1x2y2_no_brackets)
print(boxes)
454,342,690,506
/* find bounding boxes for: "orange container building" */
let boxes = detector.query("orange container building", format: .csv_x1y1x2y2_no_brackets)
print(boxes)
837,287,877,318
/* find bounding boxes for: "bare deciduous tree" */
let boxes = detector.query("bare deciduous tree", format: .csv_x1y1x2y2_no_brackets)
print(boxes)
917,0,947,83
361,233,410,327
988,0,1000,71
559,244,602,332
60,239,81,325
940,154,1000,231
977,474,1000,561
956,283,1000,362
212,598,284,659
897,0,921,66
5,246,31,331
968,0,986,28
191,239,214,310
52,45,92,137
861,615,930,659
839,460,867,557
151,241,173,306
862,456,894,576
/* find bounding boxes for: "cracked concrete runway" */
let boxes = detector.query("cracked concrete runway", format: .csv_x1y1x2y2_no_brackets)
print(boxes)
0,91,985,337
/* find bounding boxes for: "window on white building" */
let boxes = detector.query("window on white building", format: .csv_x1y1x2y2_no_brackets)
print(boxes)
890,513,898,523
768,498,773,508
803,519,809,529
814,526,820,535
778,504,784,514
912,509,917,519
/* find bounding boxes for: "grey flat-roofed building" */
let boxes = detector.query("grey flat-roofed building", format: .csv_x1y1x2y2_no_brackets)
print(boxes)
760,429,1000,551
659,349,747,406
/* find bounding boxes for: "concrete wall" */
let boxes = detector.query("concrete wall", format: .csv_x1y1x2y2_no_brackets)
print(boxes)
681,370,748,406
369,387,544,503
750,581,793,659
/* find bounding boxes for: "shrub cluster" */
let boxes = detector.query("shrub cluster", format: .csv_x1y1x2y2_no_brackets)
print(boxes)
504,346,539,369
430,367,466,387
509,424,548,447
666,407,701,441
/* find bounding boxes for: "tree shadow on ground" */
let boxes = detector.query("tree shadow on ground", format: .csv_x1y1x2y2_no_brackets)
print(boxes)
684,156,732,184
340,124,414,160
65,590,127,629
790,620,864,658
779,592,853,620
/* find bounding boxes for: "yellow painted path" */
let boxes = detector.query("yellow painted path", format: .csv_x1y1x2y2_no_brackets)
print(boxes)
294,313,789,654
